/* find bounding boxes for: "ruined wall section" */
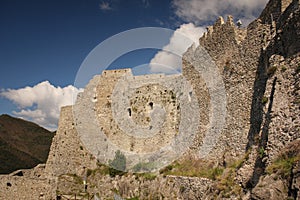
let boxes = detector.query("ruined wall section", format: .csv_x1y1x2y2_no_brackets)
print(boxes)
74,68,201,169
259,0,300,164
200,16,245,69
0,164,56,200
0,175,54,200
263,55,300,164
184,15,273,161
45,106,97,178
181,58,210,153
186,0,299,191
95,70,187,154
57,173,213,200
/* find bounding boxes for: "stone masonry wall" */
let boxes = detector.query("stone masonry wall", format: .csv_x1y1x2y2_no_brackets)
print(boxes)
0,164,56,200
45,106,97,178
73,68,201,170
183,15,273,161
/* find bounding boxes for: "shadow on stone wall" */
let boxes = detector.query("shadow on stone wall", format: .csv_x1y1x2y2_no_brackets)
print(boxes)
246,74,277,189
246,49,269,151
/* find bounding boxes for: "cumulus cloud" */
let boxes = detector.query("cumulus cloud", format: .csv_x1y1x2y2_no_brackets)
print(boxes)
99,1,112,11
149,23,205,74
172,0,268,26
0,81,82,131
148,1,268,74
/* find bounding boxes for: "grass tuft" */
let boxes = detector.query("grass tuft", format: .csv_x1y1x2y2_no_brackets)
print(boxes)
266,154,300,179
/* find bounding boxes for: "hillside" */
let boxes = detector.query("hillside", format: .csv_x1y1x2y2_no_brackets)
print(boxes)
0,114,54,174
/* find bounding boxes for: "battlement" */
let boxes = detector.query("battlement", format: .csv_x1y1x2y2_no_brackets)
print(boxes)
101,68,132,76
101,68,181,81
202,16,236,37
200,15,247,46
129,73,181,81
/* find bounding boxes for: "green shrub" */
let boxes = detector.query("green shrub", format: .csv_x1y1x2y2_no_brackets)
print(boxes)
261,96,268,105
160,158,223,180
216,169,242,197
209,167,224,180
258,147,265,158
266,155,300,178
159,164,174,174
160,153,252,198
228,151,250,169
136,173,157,181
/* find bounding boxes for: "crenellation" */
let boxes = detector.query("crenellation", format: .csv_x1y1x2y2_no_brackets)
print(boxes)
130,73,166,80
225,15,235,26
213,16,225,29
206,25,213,35
102,68,132,76
200,15,247,48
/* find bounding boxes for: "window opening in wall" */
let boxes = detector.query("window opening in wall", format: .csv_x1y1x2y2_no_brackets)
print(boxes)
188,91,192,102
149,102,153,110
128,108,132,116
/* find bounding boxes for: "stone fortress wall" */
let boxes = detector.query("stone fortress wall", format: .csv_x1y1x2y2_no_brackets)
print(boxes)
183,0,300,163
73,68,201,171
0,0,299,199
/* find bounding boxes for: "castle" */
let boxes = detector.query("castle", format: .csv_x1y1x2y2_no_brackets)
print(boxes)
1,0,299,199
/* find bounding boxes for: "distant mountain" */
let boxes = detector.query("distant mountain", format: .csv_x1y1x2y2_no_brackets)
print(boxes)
0,114,54,174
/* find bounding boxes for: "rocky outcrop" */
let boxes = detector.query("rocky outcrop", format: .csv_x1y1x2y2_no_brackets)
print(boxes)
251,174,288,200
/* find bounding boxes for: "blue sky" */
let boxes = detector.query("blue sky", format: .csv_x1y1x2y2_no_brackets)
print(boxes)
0,0,176,89
0,0,268,130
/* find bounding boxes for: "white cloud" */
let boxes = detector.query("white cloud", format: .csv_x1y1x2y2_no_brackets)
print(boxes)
172,0,268,26
0,81,82,131
149,23,205,74
99,1,112,11
148,1,268,74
